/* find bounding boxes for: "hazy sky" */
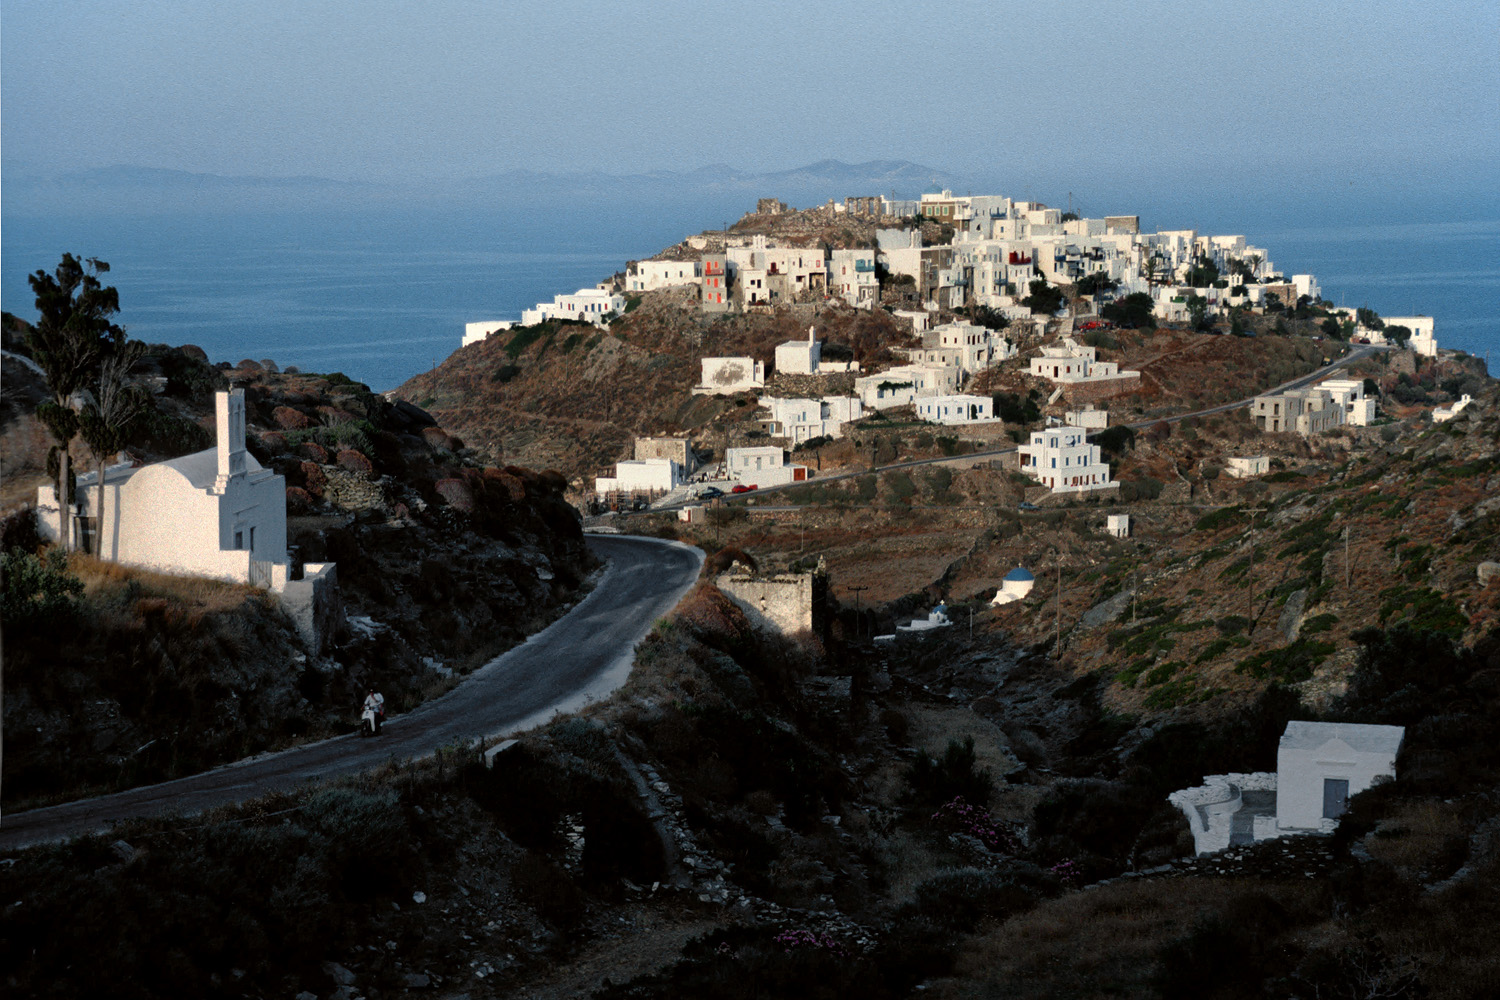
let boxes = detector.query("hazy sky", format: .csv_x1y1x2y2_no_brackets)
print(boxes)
3,0,1497,189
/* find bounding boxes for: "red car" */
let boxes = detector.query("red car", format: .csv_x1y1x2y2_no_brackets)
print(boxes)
731,483,757,494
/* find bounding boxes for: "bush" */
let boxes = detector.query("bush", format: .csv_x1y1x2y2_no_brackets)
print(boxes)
336,448,374,476
273,405,312,430
903,737,992,809
1,546,83,632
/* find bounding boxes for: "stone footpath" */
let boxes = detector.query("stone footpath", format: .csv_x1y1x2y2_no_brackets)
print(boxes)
1086,833,1339,890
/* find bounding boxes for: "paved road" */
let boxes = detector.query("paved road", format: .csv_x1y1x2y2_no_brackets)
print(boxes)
606,342,1385,516
0,534,704,850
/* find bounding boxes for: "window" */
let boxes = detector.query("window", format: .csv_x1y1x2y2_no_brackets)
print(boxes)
234,530,244,550
249,527,255,552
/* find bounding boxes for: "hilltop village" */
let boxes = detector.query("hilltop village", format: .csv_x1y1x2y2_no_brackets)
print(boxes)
455,190,1442,511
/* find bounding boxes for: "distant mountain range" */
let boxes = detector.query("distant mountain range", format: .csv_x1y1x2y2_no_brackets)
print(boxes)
2,159,966,216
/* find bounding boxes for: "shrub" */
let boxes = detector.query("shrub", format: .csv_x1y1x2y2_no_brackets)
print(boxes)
272,405,312,430
300,461,327,497
1,546,83,632
336,448,374,476
299,441,330,463
903,737,993,809
906,867,1040,931
285,486,314,514
435,478,475,512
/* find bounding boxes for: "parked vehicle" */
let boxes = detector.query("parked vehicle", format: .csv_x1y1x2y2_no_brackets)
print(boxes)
698,486,724,499
731,483,757,494
1018,501,1039,511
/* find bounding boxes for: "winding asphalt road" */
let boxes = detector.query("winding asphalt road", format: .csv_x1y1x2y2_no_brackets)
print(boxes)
0,534,704,851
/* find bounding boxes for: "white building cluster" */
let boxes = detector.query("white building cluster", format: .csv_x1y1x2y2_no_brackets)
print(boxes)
1251,375,1376,436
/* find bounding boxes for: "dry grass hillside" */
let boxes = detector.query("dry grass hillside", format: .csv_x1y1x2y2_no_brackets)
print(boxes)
396,292,915,489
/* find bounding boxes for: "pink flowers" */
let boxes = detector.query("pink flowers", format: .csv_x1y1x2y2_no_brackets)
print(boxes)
773,928,848,957
930,796,1022,854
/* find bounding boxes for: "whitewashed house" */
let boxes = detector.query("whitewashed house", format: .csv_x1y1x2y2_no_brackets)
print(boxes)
914,394,998,425
626,259,702,292
764,396,862,444
1433,394,1473,423
1107,514,1130,538
463,320,515,348
1250,388,1344,435
855,364,962,410
1226,456,1270,478
1320,378,1377,426
775,327,821,375
725,446,808,487
727,237,826,306
521,286,626,327
1385,316,1437,357
774,327,859,376
829,248,878,307
1064,405,1109,429
901,320,1015,374
594,459,683,496
1017,425,1117,494
696,356,766,394
38,390,305,591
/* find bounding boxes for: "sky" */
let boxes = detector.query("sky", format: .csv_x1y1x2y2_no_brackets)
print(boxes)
4,0,1498,196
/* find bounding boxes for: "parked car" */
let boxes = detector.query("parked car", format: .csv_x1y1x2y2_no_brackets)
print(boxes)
697,486,724,499
1018,501,1039,511
731,483,757,494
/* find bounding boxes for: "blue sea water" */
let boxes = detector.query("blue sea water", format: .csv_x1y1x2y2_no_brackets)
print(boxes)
4,199,1496,393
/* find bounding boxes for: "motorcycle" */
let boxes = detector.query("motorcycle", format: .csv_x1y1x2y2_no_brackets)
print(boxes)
360,703,383,737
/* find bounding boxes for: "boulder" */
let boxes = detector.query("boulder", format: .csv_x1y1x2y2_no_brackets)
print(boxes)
1079,589,1133,630
1278,588,1308,642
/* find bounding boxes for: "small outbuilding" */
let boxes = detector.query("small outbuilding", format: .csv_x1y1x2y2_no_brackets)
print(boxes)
1275,721,1403,831
1106,514,1130,538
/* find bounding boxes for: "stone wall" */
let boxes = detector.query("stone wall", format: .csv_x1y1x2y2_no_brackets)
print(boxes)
1060,375,1142,406
279,562,345,654
715,571,818,636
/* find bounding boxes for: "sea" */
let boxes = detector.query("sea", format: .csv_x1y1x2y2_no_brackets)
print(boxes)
4,194,1497,394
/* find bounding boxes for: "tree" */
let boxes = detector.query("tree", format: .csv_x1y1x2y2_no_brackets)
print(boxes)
1075,272,1118,297
1384,323,1412,348
1101,292,1155,329
1355,307,1384,331
1023,277,1064,316
1185,294,1211,331
967,305,1010,331
77,337,149,554
26,255,124,550
1184,254,1220,288
1320,316,1344,340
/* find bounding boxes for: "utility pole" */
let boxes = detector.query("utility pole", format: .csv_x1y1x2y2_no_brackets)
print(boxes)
1055,549,1063,659
1243,507,1268,634
1350,524,1362,593
848,585,869,639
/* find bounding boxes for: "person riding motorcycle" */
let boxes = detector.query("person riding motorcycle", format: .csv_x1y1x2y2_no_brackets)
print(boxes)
362,688,385,735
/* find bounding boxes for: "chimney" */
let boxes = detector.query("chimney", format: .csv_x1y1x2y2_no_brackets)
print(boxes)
216,389,247,485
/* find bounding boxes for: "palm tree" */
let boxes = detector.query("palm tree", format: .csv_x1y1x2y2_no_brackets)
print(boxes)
26,255,123,550
77,337,148,556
